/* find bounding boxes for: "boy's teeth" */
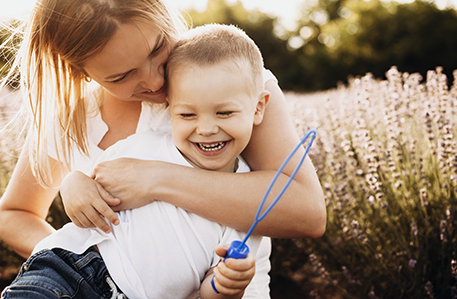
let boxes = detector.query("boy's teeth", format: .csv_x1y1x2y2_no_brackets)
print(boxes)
198,141,226,151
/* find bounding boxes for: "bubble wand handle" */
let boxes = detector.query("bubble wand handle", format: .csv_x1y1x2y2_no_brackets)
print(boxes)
212,129,317,294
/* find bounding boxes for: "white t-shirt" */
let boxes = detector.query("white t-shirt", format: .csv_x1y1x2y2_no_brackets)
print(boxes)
35,130,270,298
37,69,277,298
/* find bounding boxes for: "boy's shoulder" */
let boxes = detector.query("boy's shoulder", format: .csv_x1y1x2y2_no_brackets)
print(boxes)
98,129,173,163
118,129,170,149
236,156,251,173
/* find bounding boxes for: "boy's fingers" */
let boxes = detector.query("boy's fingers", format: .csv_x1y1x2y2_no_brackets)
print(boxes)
73,213,95,229
224,253,256,271
79,204,113,233
92,195,120,226
96,183,121,207
217,263,247,281
213,268,247,295
91,213,112,234
70,216,84,229
214,245,229,258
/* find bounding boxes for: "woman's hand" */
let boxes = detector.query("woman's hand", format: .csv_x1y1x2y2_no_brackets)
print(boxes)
61,171,120,233
91,158,160,211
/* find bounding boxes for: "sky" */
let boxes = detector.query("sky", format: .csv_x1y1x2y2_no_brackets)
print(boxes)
0,0,456,28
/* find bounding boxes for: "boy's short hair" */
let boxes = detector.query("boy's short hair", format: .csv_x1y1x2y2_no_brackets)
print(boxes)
167,24,265,97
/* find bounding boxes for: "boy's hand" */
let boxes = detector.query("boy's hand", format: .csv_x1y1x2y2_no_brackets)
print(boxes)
211,244,256,296
60,171,121,233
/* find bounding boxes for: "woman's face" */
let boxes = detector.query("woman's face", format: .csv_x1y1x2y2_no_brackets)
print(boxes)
84,20,172,104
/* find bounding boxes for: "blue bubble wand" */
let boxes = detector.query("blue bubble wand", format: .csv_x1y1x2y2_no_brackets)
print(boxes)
212,129,317,293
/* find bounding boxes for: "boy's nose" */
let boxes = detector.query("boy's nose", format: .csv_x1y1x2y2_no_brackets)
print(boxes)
196,119,219,136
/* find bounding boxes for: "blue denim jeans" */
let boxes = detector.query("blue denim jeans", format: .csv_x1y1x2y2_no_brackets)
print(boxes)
1,247,126,299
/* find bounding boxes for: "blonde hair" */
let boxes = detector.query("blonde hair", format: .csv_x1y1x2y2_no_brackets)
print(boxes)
1,0,187,186
166,24,265,98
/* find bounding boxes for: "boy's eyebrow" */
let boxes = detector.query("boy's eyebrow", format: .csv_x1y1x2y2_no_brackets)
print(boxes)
104,32,164,81
170,102,193,109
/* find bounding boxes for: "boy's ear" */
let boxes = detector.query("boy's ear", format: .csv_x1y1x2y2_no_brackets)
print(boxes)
253,91,270,126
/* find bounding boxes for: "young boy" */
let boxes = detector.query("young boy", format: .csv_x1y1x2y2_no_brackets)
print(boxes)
5,24,270,299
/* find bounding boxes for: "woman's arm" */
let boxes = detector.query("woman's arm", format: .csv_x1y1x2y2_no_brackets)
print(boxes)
93,81,326,238
0,147,66,258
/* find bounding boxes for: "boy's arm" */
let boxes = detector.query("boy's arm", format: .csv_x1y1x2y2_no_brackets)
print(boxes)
199,246,256,299
60,171,120,233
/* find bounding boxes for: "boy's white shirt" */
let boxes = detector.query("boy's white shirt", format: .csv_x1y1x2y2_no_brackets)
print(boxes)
38,69,277,299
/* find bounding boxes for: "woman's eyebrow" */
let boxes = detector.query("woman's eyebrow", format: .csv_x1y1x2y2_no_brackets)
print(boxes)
104,32,163,81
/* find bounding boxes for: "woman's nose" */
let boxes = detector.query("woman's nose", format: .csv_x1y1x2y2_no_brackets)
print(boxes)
139,61,165,92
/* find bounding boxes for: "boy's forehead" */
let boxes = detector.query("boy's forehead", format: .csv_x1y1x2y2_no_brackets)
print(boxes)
167,64,257,107
169,66,252,97
169,60,249,85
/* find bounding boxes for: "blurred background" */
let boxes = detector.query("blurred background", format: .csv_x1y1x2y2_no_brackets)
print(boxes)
2,0,457,298
2,0,457,92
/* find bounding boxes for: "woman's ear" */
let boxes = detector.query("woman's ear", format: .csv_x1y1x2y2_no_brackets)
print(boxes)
253,91,270,126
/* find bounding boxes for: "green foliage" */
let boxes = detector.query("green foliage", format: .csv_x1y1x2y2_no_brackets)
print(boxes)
276,66,457,298
287,0,457,91
2,0,457,92
185,0,295,89
185,0,457,92
332,0,457,86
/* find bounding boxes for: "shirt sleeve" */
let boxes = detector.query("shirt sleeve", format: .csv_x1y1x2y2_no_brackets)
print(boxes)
263,69,278,85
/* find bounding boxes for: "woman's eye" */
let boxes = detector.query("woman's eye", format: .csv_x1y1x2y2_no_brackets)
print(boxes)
111,74,128,83
149,37,166,57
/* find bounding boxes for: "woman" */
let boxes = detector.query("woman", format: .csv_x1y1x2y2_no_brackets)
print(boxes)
0,0,325,263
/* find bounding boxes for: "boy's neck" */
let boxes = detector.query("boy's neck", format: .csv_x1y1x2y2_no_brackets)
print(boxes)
177,148,239,173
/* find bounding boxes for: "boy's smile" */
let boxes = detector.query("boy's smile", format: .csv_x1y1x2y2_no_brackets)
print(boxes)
196,141,229,153
168,62,265,172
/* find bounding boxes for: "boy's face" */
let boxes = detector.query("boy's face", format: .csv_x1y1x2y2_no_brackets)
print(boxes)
168,63,267,172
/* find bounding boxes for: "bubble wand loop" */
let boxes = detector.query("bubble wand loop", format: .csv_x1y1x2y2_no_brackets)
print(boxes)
212,129,317,293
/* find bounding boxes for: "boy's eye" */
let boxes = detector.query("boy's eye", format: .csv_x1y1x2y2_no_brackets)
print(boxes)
180,113,196,118
217,111,233,116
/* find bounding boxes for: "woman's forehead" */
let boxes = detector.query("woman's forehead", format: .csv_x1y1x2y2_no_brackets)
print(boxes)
84,21,162,79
